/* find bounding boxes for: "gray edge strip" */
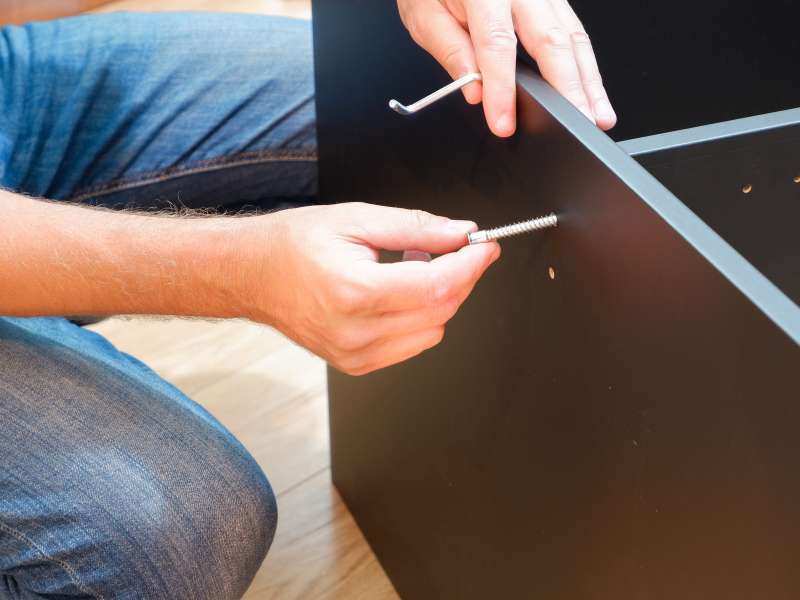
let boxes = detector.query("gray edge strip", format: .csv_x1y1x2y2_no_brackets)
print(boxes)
516,69,800,345
619,107,800,156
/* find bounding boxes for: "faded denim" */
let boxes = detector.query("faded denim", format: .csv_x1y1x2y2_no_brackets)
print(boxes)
0,11,318,599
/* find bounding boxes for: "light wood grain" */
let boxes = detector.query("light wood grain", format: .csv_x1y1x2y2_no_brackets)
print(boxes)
90,318,400,600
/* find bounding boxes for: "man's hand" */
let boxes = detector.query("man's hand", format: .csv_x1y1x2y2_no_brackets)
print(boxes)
241,203,500,375
397,0,616,137
2,194,498,375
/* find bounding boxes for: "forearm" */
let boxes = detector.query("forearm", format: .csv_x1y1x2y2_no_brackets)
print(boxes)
0,190,249,318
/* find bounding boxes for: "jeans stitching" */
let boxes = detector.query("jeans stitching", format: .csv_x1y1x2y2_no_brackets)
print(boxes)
0,519,105,600
68,148,318,203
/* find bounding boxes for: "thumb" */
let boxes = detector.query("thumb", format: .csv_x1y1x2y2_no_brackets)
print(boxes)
348,204,476,254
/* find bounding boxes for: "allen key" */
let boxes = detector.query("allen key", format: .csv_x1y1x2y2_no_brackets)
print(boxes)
389,72,482,115
388,76,557,246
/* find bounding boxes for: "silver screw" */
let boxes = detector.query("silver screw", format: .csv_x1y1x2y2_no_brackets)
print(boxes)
467,213,558,245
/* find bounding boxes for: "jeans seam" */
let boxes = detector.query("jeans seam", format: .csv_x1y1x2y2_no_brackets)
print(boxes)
68,148,318,203
0,519,105,600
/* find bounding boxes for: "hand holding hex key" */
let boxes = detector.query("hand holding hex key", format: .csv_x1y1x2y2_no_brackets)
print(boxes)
390,76,558,245
395,0,617,136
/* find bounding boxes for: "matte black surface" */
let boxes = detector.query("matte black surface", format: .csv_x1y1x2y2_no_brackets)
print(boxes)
569,0,800,140
630,123,800,303
314,3,800,599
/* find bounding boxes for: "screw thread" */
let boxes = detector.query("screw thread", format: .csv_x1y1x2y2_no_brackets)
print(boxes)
483,213,557,241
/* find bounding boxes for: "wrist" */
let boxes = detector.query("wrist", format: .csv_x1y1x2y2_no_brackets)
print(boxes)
171,216,257,320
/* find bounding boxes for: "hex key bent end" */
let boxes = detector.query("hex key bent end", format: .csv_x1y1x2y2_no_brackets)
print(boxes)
389,72,482,115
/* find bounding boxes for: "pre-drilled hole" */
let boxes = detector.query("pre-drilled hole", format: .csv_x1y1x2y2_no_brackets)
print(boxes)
548,267,556,280
793,175,800,184
742,184,753,194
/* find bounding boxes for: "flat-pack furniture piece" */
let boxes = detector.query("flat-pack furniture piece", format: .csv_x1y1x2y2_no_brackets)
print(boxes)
313,1,800,598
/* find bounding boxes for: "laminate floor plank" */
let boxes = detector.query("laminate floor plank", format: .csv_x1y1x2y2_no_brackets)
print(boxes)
246,469,400,600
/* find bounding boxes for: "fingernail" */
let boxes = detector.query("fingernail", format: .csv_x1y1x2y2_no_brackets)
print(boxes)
447,219,477,233
402,250,432,263
594,99,616,123
495,113,515,137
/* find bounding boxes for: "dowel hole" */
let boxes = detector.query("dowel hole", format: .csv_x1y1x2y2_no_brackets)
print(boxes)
548,267,556,280
742,184,753,194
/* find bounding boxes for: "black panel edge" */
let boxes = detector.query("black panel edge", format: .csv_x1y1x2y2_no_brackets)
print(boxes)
619,107,800,157
515,69,800,346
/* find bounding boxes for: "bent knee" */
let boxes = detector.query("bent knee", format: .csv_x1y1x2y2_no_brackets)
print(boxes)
103,448,277,599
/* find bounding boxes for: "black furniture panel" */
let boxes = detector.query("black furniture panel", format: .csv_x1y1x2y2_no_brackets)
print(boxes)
569,0,800,140
624,118,800,303
313,2,800,598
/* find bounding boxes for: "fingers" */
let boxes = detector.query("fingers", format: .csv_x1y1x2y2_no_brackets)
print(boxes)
363,276,474,341
348,203,477,254
333,326,446,376
332,242,497,375
545,0,616,129
322,242,497,374
569,31,617,129
364,240,501,312
399,0,482,104
514,0,616,130
399,0,616,136
465,0,518,136
512,0,593,124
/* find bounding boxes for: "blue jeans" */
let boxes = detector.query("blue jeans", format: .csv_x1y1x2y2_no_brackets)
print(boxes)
0,12,317,599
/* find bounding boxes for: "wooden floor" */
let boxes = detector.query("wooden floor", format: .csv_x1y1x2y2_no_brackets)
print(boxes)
76,0,394,597
91,318,400,600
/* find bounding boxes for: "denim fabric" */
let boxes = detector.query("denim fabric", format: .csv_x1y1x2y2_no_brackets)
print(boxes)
0,11,319,599
0,12,317,209
0,318,277,600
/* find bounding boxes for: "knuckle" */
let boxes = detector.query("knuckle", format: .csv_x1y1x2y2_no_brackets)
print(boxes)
562,78,587,98
538,27,571,52
331,326,369,353
582,74,605,90
482,24,517,52
331,282,368,314
570,30,592,48
409,208,435,229
440,42,465,71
